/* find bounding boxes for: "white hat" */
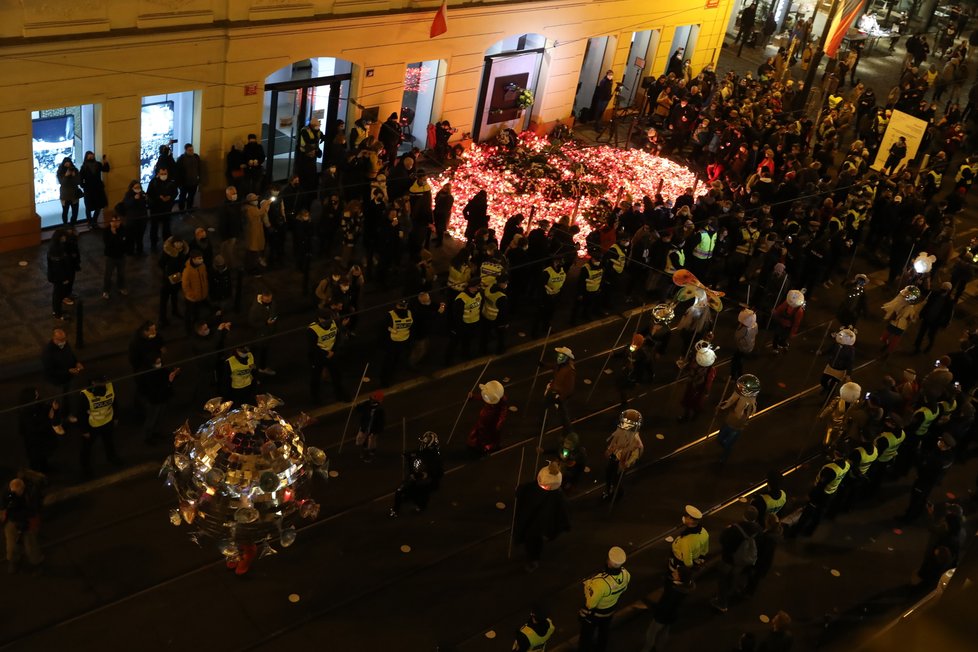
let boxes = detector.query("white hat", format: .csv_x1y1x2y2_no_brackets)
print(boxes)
479,380,505,405
608,546,627,568
685,504,703,520
835,328,856,346
840,381,862,403
738,308,757,328
555,346,575,360
537,461,563,491
786,289,805,308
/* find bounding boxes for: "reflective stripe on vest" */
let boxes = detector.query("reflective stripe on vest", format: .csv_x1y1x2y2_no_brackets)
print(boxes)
735,227,759,255
692,231,717,259
584,265,603,292
877,429,905,462
823,460,850,494
309,321,338,352
914,406,937,437
664,249,685,273
480,260,503,289
457,292,482,324
760,489,786,515
82,383,115,427
855,445,878,475
585,568,631,613
543,267,565,295
608,244,626,273
518,622,555,651
955,165,974,183
482,289,505,321
227,354,254,389
388,310,413,342
447,265,470,292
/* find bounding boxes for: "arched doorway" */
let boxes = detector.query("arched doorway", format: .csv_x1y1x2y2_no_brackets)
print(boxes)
262,57,354,182
474,33,548,141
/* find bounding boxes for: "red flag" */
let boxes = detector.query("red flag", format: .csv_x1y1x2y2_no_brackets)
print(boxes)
430,0,448,38
824,0,867,58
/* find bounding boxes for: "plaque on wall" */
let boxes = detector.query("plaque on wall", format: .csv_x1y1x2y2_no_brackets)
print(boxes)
487,73,529,125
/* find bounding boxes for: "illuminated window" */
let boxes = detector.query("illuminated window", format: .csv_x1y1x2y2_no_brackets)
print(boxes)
31,104,96,229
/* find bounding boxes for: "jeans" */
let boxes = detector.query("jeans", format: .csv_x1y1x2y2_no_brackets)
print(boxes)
178,184,198,212
103,256,126,292
61,200,79,224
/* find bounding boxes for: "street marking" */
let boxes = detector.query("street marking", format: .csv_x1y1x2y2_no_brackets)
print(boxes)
484,630,496,639
288,593,300,603
759,614,770,623
830,569,841,577
495,502,506,510
400,545,412,553
328,470,339,478
655,433,665,440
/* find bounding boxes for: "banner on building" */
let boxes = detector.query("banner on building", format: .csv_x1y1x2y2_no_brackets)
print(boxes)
870,109,928,174
824,0,868,58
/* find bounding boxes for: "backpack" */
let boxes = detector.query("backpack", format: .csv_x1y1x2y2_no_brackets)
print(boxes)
732,524,758,566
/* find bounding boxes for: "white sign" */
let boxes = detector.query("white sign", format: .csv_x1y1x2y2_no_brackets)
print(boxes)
871,109,928,174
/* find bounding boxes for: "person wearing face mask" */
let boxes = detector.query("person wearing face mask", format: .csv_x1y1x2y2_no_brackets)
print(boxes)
296,118,324,196
219,186,243,267
189,226,213,269
293,209,314,274
247,289,279,376
120,180,149,256
243,192,271,273
146,167,178,253
101,214,128,299
307,310,349,403
158,237,188,326
589,70,615,129
222,344,258,406
242,133,266,195
41,328,83,422
181,251,210,335
80,376,121,476
135,356,180,445
79,151,110,229
190,319,231,402
128,321,166,374
176,143,201,214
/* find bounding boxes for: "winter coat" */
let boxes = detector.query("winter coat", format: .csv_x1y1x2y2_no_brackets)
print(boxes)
158,238,188,285
243,202,268,252
513,482,571,545
181,259,209,302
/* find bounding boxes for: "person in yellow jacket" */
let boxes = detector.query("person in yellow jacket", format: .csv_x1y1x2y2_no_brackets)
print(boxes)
670,505,709,571
512,605,555,651
223,344,257,407
381,299,413,387
446,278,482,364
579,546,631,652
80,376,120,475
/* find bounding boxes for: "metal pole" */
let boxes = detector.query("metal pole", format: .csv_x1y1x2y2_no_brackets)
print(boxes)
338,363,370,454
805,319,834,381
765,273,789,330
446,359,492,445
607,455,628,515
797,0,843,113
587,315,632,404
507,445,527,560
524,326,553,415
533,408,550,472
706,375,733,439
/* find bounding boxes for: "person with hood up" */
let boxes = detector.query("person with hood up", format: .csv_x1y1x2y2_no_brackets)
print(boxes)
466,380,508,456
513,461,571,572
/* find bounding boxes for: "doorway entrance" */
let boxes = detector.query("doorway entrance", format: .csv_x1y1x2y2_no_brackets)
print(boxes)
621,30,660,108
262,58,353,183
573,36,614,120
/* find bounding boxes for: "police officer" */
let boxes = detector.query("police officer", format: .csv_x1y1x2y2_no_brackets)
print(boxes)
869,414,906,495
793,447,850,537
602,231,628,309
222,344,257,407
307,310,349,403
446,278,482,364
80,376,120,475
381,299,413,387
578,546,631,652
479,240,508,290
902,434,955,522
838,435,878,512
603,409,644,502
954,155,976,193
571,251,604,324
481,274,510,355
688,218,717,279
532,256,566,337
512,605,555,652
671,505,709,571
295,117,324,198
751,470,787,517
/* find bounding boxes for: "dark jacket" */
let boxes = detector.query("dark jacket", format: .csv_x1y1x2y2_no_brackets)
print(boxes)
103,226,127,259
41,341,78,386
719,519,762,565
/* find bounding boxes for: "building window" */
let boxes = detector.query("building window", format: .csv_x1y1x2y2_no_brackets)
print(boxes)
141,91,198,186
31,105,96,229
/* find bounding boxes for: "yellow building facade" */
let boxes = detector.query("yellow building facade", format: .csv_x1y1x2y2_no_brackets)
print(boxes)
0,0,733,251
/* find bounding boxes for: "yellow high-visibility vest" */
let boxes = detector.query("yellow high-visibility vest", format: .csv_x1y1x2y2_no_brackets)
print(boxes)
584,265,603,292
518,621,555,651
736,227,759,255
876,429,905,463
608,244,626,273
583,568,631,614
309,321,338,352
664,249,685,273
855,445,878,475
388,310,413,342
226,354,254,389
447,264,471,292
760,489,786,515
822,460,850,494
913,406,937,437
82,383,115,427
457,291,482,324
480,260,504,289
482,288,505,321
692,231,716,260
543,266,565,296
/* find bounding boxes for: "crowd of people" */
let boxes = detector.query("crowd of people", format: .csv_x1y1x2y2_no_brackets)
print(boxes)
7,10,978,650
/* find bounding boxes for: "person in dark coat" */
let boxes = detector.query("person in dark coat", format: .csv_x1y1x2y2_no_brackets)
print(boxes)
46,229,76,320
513,462,571,572
79,151,110,228
18,387,61,473
134,356,179,444
913,282,955,353
667,48,685,77
390,432,444,517
744,513,782,596
641,564,694,652
590,70,615,128
379,112,403,165
121,180,149,256
128,321,166,374
432,183,454,246
463,189,489,241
